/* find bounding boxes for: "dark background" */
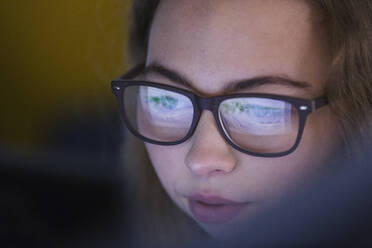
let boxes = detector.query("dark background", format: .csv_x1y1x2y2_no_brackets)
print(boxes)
0,1,133,247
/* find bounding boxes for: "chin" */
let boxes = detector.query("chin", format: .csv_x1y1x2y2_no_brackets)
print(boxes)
199,221,241,241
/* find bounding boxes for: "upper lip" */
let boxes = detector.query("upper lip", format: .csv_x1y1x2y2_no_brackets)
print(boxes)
188,194,246,205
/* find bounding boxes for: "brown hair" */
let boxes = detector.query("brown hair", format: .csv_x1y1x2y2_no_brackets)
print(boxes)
124,0,372,246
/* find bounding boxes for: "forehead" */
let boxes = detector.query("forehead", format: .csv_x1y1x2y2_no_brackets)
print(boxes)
147,0,329,96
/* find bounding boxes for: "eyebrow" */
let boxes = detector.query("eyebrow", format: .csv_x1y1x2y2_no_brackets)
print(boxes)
143,61,311,93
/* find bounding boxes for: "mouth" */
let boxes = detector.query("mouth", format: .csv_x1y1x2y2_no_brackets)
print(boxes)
188,194,249,224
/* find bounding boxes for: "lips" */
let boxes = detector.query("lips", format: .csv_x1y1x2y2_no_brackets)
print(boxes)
188,194,248,223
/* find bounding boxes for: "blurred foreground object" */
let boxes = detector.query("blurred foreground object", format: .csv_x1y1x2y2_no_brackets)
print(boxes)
200,145,372,248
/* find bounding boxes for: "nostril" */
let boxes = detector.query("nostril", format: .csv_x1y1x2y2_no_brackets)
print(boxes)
210,169,226,176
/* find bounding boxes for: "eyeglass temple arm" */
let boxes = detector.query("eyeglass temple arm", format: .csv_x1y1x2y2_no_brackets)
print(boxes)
312,96,329,112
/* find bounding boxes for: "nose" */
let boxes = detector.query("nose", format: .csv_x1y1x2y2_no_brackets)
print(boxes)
185,111,238,177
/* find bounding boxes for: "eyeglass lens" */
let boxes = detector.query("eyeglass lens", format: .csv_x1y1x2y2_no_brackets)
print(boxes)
218,98,299,153
124,85,194,142
123,85,299,153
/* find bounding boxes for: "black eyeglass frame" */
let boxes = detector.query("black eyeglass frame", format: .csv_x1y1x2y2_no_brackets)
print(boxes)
111,63,328,158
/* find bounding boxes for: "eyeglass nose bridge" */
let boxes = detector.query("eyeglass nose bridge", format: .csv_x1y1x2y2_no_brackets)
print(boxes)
197,96,215,112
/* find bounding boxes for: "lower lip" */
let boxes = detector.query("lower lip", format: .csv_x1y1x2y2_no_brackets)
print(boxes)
188,199,248,224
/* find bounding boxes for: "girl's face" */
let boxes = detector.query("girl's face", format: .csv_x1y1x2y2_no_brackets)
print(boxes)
144,0,340,238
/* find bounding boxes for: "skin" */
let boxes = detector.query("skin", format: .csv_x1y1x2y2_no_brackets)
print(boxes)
143,0,340,238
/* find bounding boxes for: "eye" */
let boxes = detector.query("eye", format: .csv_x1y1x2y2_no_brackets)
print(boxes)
249,104,286,124
144,89,192,112
139,86,194,121
149,95,179,110
220,98,292,127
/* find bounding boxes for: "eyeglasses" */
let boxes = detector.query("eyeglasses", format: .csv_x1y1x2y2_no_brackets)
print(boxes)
111,64,328,158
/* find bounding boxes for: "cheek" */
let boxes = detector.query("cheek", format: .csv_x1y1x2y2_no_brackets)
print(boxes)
274,108,340,189
300,107,341,162
144,143,188,198
240,108,341,200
